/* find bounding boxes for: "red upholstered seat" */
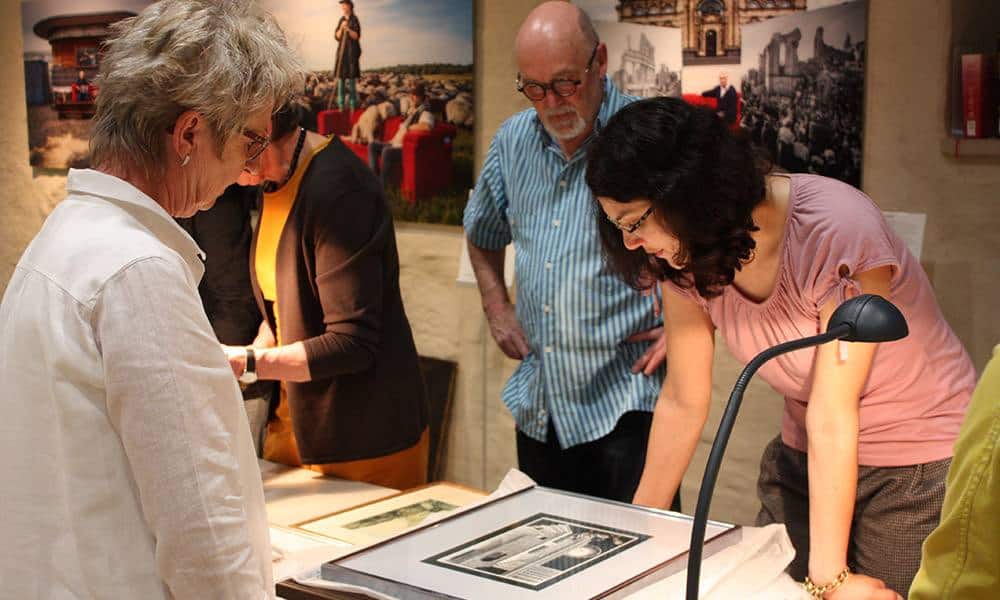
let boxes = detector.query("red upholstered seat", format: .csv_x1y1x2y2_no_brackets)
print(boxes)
681,92,742,132
681,93,717,110
70,83,98,103
336,110,456,204
316,109,351,136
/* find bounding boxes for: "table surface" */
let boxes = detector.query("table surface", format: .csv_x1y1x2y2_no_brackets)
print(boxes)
262,463,807,599
260,460,399,527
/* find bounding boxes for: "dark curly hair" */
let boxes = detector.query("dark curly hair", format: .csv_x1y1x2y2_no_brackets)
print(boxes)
586,96,767,298
271,100,308,141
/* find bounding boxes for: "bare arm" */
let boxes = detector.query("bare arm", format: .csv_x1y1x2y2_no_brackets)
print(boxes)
807,266,900,599
467,239,530,359
467,240,507,309
632,283,716,508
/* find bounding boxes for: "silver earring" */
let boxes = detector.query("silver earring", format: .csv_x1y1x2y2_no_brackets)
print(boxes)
181,155,191,167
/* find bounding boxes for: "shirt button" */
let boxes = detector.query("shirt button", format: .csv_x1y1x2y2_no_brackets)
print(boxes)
559,180,568,188
543,304,551,314
545,261,553,270
552,219,561,227
544,345,553,353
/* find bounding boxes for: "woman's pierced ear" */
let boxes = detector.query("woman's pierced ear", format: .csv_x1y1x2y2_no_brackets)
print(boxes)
181,154,191,167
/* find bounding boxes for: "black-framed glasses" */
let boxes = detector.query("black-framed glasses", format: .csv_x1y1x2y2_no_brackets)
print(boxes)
606,205,654,235
243,128,269,162
516,42,599,102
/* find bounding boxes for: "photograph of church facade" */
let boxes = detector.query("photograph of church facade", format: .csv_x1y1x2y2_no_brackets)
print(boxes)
614,0,807,64
597,20,683,98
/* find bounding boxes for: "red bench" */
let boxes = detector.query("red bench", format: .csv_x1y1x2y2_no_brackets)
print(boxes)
316,108,457,204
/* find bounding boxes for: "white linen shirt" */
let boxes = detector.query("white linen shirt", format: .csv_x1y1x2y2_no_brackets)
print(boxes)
0,169,274,599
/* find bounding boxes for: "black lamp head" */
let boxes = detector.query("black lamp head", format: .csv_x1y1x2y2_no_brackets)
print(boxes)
827,294,908,343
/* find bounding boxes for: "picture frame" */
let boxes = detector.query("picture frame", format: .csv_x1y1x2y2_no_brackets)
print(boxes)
75,46,98,68
296,482,487,547
317,486,742,599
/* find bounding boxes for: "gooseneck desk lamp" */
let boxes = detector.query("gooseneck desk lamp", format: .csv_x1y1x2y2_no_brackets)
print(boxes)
685,294,909,599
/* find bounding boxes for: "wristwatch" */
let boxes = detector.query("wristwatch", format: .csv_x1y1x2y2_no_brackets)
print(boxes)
238,347,258,384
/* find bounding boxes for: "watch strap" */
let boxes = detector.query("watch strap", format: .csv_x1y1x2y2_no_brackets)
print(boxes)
244,347,256,376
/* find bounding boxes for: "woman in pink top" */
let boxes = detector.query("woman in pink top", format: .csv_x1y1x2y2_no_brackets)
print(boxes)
585,97,975,599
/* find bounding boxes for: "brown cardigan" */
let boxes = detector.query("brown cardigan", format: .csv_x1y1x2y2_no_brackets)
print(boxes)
250,137,427,463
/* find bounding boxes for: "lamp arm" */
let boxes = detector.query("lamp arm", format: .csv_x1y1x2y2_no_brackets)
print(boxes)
685,323,852,600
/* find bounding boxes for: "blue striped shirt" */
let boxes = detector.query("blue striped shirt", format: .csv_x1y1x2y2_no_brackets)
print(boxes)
463,77,663,449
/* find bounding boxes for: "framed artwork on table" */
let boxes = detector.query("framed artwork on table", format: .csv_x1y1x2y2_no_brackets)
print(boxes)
317,486,742,599
297,482,487,547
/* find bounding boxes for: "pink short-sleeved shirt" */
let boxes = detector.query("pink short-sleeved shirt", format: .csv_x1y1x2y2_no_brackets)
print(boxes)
668,174,975,466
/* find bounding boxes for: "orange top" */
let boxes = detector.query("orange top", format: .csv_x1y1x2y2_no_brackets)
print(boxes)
255,135,333,310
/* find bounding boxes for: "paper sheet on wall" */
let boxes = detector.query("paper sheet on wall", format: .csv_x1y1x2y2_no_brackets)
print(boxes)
456,238,515,288
457,187,515,288
882,211,926,261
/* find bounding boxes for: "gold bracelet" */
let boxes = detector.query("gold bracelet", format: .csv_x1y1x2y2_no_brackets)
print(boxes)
803,567,850,598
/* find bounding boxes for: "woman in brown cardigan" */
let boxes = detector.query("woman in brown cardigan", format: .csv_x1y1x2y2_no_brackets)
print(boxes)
226,103,428,489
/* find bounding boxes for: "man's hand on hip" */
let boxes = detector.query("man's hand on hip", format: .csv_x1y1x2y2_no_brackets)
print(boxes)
485,301,531,360
627,326,666,376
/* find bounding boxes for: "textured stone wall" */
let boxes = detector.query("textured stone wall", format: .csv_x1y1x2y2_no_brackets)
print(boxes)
0,2,42,296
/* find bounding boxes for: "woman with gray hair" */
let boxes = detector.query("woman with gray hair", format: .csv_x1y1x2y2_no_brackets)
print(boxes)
0,1,301,598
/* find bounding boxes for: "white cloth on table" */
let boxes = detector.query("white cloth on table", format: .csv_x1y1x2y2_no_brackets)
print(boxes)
0,169,273,599
632,523,809,599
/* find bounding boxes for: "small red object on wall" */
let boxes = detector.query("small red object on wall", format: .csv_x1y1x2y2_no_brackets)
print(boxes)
961,53,995,138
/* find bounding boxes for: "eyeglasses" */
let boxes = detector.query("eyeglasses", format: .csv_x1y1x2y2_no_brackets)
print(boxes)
606,205,654,235
516,42,599,102
243,128,269,162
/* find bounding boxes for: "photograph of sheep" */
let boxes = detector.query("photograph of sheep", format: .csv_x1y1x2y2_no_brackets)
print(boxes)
266,0,474,225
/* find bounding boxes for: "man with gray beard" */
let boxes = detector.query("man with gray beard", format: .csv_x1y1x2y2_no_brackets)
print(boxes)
463,2,677,506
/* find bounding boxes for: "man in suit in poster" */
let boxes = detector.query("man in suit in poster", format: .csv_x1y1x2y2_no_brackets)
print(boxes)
701,72,738,125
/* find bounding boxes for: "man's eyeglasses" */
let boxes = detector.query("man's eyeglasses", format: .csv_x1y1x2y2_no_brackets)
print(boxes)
243,128,269,162
516,42,599,102
606,205,654,235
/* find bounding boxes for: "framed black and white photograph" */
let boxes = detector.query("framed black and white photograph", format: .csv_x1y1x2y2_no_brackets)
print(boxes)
297,482,486,547
573,1,809,68
425,514,648,591
739,0,868,186
319,486,741,599
595,20,683,98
